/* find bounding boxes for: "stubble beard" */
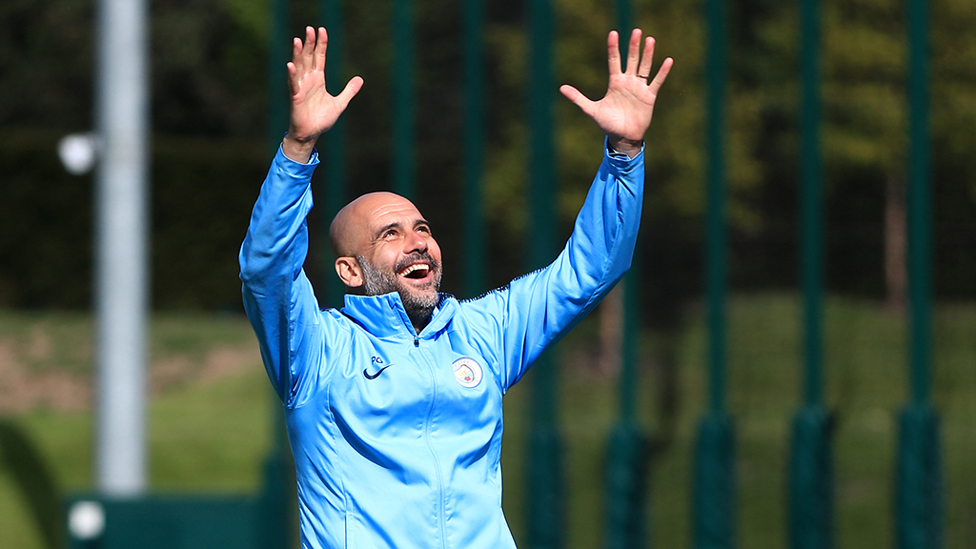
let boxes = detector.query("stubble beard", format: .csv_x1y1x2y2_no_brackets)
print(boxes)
357,255,442,322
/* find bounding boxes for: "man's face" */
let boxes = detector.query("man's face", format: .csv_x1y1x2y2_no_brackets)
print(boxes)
357,251,442,314
343,194,443,315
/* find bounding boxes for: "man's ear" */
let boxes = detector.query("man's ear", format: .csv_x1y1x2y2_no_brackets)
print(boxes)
335,257,364,289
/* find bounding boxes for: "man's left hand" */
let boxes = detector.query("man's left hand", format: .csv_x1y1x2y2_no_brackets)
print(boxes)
560,29,673,158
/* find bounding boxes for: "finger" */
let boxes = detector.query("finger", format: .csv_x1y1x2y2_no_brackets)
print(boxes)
637,36,655,79
607,31,621,76
648,57,674,95
301,26,315,72
291,37,304,73
286,62,299,95
625,28,642,75
559,84,595,116
313,27,328,72
335,76,365,110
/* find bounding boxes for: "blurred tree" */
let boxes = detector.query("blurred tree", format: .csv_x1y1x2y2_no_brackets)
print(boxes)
0,0,94,130
823,0,908,301
1,0,975,309
743,0,976,300
929,0,976,299
151,0,268,137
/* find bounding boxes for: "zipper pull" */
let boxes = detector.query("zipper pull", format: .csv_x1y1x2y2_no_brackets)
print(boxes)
414,336,420,347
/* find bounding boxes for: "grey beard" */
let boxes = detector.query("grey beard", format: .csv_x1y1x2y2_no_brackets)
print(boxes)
357,255,441,322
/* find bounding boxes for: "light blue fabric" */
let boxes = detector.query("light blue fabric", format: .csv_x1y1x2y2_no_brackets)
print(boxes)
239,141,645,549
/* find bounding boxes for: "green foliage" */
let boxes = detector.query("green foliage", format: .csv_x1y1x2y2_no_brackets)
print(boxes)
0,0,94,130
0,131,94,308
0,130,272,310
823,0,906,171
2,0,976,308
150,135,270,310
151,0,269,137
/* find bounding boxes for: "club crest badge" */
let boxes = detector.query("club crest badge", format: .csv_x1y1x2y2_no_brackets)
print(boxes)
452,358,483,388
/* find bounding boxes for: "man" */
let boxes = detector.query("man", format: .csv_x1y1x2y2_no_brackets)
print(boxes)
240,25,671,549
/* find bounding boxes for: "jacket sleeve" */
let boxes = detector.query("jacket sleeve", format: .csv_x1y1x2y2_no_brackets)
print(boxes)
464,141,645,391
239,146,331,406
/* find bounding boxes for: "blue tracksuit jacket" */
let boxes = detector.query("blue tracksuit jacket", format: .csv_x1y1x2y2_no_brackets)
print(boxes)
239,141,645,549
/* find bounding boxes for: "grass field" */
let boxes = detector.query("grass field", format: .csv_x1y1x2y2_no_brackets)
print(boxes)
0,293,974,548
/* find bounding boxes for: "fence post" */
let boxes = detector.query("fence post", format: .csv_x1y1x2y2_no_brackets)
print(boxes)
262,5,298,548
391,0,416,199
602,3,653,549
693,0,736,544
320,0,349,309
461,0,487,298
525,0,564,546
258,404,296,549
896,0,944,545
604,272,651,549
267,0,289,153
789,0,834,545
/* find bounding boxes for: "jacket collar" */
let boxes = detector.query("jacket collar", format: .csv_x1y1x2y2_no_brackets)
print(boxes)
341,292,457,340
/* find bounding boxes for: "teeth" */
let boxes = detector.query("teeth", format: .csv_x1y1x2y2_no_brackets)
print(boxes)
399,264,430,277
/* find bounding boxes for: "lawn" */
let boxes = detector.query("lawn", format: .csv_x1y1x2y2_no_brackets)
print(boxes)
0,294,973,548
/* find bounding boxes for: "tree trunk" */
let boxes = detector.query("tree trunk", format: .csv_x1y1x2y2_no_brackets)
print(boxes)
885,173,907,313
597,284,623,374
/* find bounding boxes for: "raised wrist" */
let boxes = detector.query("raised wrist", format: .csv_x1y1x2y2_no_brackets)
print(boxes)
282,133,318,164
607,136,643,159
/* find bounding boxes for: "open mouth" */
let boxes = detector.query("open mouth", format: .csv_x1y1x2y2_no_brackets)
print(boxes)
398,263,431,279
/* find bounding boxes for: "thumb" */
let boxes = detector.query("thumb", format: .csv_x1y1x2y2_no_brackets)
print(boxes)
559,85,595,115
336,75,364,110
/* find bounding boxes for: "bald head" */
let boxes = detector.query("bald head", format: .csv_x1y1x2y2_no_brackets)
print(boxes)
328,191,443,330
328,192,420,258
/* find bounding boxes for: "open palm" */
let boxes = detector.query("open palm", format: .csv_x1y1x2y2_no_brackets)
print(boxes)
560,29,672,154
287,27,363,144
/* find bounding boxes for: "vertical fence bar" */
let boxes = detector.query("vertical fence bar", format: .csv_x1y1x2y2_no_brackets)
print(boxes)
321,0,348,308
525,0,563,546
94,0,150,498
896,0,943,545
267,0,290,152
527,0,554,264
604,276,649,549
262,2,296,546
392,0,416,199
603,3,651,548
461,0,486,298
906,0,932,411
614,0,634,427
692,0,736,544
788,0,834,545
703,0,727,420
798,0,824,413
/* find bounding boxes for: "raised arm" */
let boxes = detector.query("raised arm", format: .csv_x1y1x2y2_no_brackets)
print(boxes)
465,30,672,388
560,29,673,158
240,26,360,405
282,26,363,163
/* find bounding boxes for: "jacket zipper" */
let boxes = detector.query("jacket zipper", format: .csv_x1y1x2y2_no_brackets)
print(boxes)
417,338,448,548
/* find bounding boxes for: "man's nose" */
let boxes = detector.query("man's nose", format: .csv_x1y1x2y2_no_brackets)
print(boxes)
404,229,428,254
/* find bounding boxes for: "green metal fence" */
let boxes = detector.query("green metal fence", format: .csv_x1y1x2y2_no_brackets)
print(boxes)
45,0,948,547
264,0,949,546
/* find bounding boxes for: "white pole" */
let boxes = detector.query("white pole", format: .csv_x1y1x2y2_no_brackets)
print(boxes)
94,0,149,496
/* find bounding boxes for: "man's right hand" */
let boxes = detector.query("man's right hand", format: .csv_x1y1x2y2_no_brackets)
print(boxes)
282,26,364,164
